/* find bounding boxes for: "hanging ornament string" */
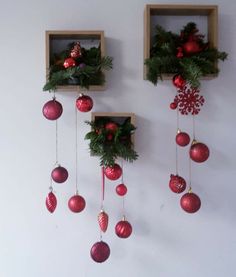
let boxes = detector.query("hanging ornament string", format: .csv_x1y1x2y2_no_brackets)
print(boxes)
192,115,196,140
101,166,105,209
175,96,180,175
121,160,125,217
55,119,59,165
75,105,79,194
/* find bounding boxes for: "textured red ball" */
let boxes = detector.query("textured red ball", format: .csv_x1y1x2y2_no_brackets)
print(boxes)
105,122,118,133
170,102,177,110
116,183,128,196
46,191,57,213
180,192,201,213
42,99,63,120
190,142,210,163
169,174,186,193
90,241,110,263
76,94,93,112
63,58,76,68
68,194,86,213
104,164,122,181
173,74,186,89
51,166,68,183
176,132,190,147
183,41,201,55
115,220,132,238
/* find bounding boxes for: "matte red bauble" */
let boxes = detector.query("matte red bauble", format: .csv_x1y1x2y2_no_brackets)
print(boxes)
68,194,86,213
90,241,110,263
172,74,186,89
51,166,68,183
170,102,177,110
42,99,63,120
116,183,127,196
183,41,201,55
98,210,109,233
104,164,122,180
115,219,132,238
63,58,76,68
190,142,210,163
76,94,93,112
46,191,57,213
180,192,201,213
169,174,186,194
105,122,118,133
176,132,190,147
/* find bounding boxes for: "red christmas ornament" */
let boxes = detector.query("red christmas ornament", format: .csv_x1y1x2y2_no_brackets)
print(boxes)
63,58,76,68
116,183,128,196
68,194,86,213
46,191,57,213
169,174,186,194
176,47,184,58
105,122,118,133
42,99,63,120
190,141,210,163
176,131,190,147
106,133,113,141
104,164,122,181
90,241,110,263
183,40,201,55
170,102,177,110
70,42,82,59
51,166,68,183
98,210,109,233
115,219,132,239
76,94,93,112
180,191,201,213
172,75,186,89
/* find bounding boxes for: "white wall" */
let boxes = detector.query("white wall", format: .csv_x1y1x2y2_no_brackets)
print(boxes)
0,0,235,276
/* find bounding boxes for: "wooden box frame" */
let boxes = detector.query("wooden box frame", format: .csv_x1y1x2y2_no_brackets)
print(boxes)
144,4,218,80
46,30,106,91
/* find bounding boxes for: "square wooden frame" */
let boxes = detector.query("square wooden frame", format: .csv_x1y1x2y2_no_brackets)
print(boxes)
144,4,218,80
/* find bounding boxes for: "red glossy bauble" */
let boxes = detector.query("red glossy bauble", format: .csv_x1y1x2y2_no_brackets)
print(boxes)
68,194,86,213
170,102,177,110
46,191,57,213
180,192,201,213
176,132,190,147
183,41,201,55
51,166,68,183
98,210,109,233
42,99,63,120
172,74,186,89
115,219,132,238
116,183,128,196
190,142,210,163
63,58,76,68
105,122,118,133
76,94,93,112
169,174,186,193
90,241,110,263
104,164,122,181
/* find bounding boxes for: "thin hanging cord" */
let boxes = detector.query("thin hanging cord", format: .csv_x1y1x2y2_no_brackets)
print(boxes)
121,160,124,183
121,160,125,217
192,115,196,140
101,166,105,209
188,156,192,191
175,105,180,175
55,120,59,165
75,106,79,194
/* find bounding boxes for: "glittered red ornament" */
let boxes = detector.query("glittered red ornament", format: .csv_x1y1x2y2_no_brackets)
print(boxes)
116,183,127,196
190,141,210,163
176,131,190,147
105,122,118,133
172,75,186,89
76,94,93,112
169,174,186,194
104,164,122,181
170,102,177,110
42,99,63,120
51,166,68,183
63,58,76,68
183,40,201,55
115,219,132,239
180,192,201,213
98,210,109,233
90,241,110,263
46,191,57,213
68,194,86,213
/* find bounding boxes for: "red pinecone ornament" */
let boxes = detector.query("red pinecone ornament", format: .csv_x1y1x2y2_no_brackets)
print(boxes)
98,210,109,233
190,141,210,163
46,191,57,213
176,131,190,147
63,58,76,68
42,99,63,120
68,194,86,213
51,166,68,183
172,74,186,89
116,183,128,196
76,94,93,112
104,164,122,181
90,241,110,263
169,174,186,194
105,122,118,133
180,192,201,213
115,219,132,239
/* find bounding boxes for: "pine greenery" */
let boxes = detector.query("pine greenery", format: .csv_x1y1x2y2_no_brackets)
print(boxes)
145,22,228,88
85,118,138,167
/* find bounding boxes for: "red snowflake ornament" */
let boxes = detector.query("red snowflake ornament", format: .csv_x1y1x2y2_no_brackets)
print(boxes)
174,85,205,115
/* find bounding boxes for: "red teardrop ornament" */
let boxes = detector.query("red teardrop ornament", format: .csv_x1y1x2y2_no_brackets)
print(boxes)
98,210,109,232
46,191,57,213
